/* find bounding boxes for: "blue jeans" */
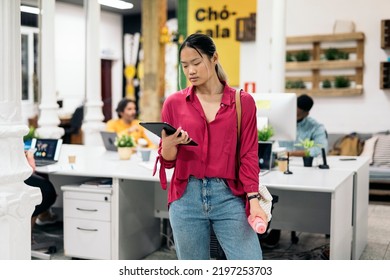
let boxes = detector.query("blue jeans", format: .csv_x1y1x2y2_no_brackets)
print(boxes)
169,176,263,260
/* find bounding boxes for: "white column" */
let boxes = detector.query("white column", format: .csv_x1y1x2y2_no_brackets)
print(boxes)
82,0,105,146
0,0,42,260
35,0,64,139
270,0,286,93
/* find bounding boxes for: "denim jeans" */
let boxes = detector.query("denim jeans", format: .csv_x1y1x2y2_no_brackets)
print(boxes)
169,176,263,260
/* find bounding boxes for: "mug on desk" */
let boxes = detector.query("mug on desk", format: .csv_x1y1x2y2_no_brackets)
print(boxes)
278,158,288,172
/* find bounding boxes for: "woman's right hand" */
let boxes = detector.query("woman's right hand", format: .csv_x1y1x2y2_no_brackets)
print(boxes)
25,150,36,172
161,127,191,161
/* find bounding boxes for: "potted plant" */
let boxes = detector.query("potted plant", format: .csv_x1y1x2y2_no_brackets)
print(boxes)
258,126,274,142
115,134,135,160
322,79,332,89
334,76,351,88
295,138,321,167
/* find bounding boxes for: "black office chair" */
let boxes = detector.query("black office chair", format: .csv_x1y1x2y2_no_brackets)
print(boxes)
61,106,84,144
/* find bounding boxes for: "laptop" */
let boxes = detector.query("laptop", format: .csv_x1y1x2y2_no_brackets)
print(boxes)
100,131,118,151
31,138,63,167
258,141,273,176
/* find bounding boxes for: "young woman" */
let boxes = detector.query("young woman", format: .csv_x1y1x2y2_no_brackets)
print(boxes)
156,33,267,260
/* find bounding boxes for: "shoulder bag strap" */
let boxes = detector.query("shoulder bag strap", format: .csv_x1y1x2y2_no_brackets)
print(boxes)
235,89,242,169
236,89,242,139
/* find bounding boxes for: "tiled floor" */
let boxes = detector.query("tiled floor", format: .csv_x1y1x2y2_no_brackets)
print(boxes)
32,201,390,260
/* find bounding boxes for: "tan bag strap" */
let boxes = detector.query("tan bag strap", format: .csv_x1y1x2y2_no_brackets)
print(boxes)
236,89,242,139
235,89,242,169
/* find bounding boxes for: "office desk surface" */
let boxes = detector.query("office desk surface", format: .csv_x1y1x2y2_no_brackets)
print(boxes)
36,144,162,181
37,145,357,260
261,167,353,192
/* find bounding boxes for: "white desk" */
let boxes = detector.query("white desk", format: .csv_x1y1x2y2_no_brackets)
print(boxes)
36,144,163,260
37,145,357,260
287,156,370,259
260,167,354,260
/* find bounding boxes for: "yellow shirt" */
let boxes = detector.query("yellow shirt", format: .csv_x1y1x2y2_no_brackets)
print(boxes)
106,119,156,148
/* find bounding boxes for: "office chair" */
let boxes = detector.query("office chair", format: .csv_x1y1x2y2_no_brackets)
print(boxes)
61,106,84,144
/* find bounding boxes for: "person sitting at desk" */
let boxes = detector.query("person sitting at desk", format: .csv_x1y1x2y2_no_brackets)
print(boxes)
279,94,328,157
262,94,329,248
106,98,155,148
24,150,57,239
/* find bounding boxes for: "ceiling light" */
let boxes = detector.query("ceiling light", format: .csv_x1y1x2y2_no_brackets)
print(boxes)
98,0,134,10
20,5,39,15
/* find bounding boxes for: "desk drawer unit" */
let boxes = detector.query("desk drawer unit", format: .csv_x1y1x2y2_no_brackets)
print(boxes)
61,185,112,260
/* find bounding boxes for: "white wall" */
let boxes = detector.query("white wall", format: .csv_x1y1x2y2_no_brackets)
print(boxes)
54,2,122,118
241,0,390,134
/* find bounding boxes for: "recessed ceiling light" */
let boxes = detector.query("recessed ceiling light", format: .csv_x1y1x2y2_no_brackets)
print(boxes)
98,0,134,10
20,5,39,15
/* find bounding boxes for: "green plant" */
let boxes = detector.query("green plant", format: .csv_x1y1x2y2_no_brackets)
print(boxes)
294,138,321,157
286,52,295,62
322,79,332,88
115,134,135,148
324,48,339,60
324,48,349,60
258,126,274,141
286,80,306,89
295,50,310,61
23,126,36,141
334,76,351,88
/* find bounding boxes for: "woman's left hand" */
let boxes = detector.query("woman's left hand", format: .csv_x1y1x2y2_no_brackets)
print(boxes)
248,197,268,224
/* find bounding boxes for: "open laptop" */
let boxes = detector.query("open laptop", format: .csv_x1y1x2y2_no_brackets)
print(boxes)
31,138,63,167
100,131,117,151
258,141,273,176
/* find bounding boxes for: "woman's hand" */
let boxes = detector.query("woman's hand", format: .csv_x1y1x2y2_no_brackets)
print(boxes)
25,150,36,172
161,127,192,161
248,195,268,225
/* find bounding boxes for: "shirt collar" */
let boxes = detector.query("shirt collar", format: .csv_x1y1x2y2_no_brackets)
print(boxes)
185,81,233,105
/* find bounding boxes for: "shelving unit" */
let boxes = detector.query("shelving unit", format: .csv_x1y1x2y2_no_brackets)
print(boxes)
380,62,390,89
285,32,365,97
381,19,390,49
380,20,390,90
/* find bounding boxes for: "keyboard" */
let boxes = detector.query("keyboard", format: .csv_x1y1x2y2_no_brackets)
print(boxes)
260,170,270,176
35,160,57,167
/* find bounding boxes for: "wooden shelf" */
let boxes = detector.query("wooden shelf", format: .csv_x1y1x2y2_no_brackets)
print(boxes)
380,62,390,89
287,32,364,44
286,60,364,71
285,88,363,97
381,20,390,49
285,32,365,97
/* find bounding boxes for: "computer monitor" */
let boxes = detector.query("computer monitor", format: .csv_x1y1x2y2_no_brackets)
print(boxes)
252,93,297,141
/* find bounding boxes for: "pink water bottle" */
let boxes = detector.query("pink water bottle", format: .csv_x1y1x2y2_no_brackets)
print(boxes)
248,216,267,234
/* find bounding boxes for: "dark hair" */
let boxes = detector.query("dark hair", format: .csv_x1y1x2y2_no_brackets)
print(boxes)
179,33,227,82
116,98,136,118
297,94,314,112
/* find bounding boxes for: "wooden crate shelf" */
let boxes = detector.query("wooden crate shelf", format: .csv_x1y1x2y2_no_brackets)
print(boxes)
286,60,364,71
285,88,363,97
380,62,390,89
381,20,390,49
285,32,365,97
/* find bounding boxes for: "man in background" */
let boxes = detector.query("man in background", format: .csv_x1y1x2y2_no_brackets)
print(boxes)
262,94,328,248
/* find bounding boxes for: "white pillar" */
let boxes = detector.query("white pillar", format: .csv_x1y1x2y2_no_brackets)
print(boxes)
0,0,42,260
256,0,273,93
82,0,105,146
270,0,286,93
35,0,64,139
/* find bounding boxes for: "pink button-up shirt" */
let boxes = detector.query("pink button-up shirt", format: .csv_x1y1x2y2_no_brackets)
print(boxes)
154,83,259,206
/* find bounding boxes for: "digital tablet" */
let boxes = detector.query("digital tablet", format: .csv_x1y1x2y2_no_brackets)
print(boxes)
139,122,198,146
